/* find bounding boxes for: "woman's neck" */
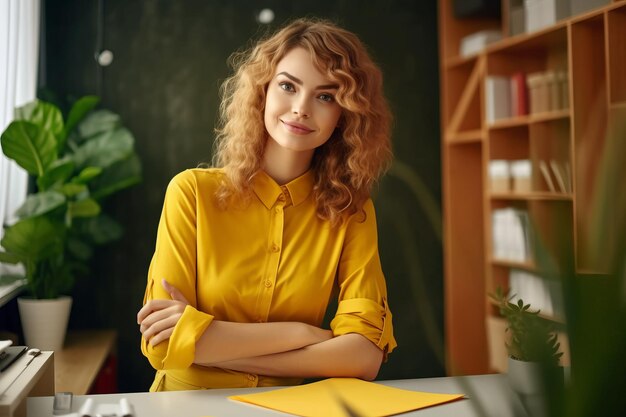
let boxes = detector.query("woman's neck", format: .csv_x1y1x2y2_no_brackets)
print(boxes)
262,140,314,185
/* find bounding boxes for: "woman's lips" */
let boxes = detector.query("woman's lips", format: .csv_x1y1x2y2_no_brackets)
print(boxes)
281,120,314,134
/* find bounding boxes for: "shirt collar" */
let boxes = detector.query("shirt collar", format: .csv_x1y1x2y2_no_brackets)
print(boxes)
252,170,315,209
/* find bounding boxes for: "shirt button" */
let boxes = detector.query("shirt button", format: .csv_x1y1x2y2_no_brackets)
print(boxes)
247,374,256,381
278,194,286,202
264,280,272,288
270,244,280,253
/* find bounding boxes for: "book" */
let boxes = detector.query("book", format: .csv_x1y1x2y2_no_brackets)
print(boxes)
510,72,528,116
550,160,568,193
539,160,556,192
509,269,564,318
492,208,533,262
460,30,502,57
486,76,512,124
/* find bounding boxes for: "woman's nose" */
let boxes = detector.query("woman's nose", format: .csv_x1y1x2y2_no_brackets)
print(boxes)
292,97,310,119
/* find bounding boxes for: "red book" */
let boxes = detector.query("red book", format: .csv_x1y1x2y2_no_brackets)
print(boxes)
510,72,528,116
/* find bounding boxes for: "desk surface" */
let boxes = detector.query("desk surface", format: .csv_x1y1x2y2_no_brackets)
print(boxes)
28,374,530,417
0,351,54,417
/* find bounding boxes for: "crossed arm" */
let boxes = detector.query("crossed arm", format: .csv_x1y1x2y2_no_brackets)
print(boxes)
137,279,384,380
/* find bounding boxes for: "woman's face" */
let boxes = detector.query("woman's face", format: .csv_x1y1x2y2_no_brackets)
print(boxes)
264,47,342,154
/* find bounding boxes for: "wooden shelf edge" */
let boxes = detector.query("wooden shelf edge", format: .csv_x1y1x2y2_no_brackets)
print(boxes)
488,109,571,129
490,258,536,270
609,100,626,110
488,22,568,54
490,192,573,201
446,129,484,143
569,0,626,25
574,268,610,276
444,53,480,69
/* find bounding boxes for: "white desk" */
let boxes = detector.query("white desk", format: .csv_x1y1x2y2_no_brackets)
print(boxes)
0,351,54,417
28,374,530,417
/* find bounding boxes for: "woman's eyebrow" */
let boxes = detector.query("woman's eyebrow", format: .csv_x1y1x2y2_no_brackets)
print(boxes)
277,71,339,90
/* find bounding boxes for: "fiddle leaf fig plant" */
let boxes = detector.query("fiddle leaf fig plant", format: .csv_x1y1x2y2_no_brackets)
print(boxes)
0,96,142,299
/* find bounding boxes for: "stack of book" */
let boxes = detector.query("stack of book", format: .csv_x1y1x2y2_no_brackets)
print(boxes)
524,0,570,32
485,72,528,123
509,269,563,318
527,70,569,114
492,208,533,263
486,70,568,123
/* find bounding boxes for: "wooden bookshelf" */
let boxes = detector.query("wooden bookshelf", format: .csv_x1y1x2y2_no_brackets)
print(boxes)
439,0,625,375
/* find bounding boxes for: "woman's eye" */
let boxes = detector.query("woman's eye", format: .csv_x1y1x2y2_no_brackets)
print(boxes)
279,82,295,92
318,93,334,102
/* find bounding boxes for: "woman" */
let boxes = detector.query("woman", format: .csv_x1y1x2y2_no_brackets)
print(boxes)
137,18,397,391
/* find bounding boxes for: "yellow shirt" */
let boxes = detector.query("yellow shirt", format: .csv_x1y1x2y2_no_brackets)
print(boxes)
141,168,396,390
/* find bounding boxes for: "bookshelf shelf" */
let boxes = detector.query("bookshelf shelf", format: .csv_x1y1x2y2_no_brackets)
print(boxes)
446,129,484,143
490,258,535,271
490,192,573,201
610,101,626,110
488,109,571,130
487,23,568,55
528,109,571,124
444,54,479,70
439,0,625,375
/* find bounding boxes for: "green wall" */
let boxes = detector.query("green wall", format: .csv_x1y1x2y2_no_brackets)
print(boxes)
44,0,443,391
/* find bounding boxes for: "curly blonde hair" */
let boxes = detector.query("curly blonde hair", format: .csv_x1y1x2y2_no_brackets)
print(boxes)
213,18,392,224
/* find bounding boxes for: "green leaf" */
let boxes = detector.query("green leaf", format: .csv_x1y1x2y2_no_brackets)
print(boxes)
60,183,88,197
37,158,75,191
62,96,101,144
14,100,63,139
71,166,103,184
0,121,57,177
90,155,142,200
0,274,26,285
72,127,134,170
77,109,121,139
0,217,66,262
78,214,124,244
0,251,23,264
66,236,93,261
68,198,101,218
15,191,66,219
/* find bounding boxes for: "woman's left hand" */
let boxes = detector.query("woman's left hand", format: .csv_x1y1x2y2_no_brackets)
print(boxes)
137,279,190,346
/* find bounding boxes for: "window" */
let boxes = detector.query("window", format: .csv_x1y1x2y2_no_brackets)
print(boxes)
0,0,40,290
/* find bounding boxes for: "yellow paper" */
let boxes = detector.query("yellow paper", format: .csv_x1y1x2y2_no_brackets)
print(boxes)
229,378,464,417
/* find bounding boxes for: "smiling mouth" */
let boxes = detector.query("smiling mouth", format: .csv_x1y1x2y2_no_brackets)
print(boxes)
281,120,314,134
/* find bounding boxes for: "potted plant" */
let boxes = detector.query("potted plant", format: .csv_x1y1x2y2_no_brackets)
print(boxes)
490,287,563,398
0,96,141,350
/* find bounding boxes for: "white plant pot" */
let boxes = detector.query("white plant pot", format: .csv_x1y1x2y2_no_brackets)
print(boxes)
18,296,72,351
507,356,543,395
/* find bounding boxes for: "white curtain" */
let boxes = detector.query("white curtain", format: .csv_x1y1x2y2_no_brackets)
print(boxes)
0,0,40,273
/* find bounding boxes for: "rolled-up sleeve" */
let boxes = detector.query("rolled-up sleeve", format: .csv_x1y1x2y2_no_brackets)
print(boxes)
330,199,397,359
140,171,215,370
